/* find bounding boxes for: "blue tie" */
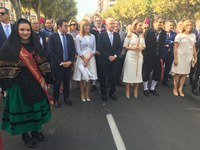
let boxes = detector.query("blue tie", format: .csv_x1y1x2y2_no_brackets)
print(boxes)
62,34,68,61
5,24,10,38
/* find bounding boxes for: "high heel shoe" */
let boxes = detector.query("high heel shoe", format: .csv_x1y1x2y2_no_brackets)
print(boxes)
134,91,138,99
86,96,91,101
134,95,138,99
178,89,184,97
173,89,178,96
125,95,130,99
81,95,86,102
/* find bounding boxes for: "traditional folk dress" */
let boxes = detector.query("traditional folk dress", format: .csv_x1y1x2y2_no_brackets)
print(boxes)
0,42,52,135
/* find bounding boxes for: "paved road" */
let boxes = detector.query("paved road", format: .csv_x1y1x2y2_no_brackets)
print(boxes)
1,80,200,150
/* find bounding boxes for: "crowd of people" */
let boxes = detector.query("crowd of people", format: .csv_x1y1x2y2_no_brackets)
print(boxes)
0,6,200,148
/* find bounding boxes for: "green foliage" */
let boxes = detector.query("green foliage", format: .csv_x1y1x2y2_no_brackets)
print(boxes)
20,0,77,20
101,0,200,24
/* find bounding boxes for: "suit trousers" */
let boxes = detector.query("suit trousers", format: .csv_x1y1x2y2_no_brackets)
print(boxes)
190,53,200,90
162,51,173,83
117,54,126,83
142,55,162,82
99,60,119,96
52,67,71,101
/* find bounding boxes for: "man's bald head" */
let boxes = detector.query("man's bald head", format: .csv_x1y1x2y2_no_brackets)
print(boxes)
106,17,115,32
30,19,39,32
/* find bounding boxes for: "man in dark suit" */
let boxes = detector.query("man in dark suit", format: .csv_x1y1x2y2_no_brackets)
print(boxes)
90,16,106,92
190,18,200,96
40,19,54,55
162,20,176,87
48,19,75,108
0,7,12,48
142,15,166,97
31,19,46,50
0,7,13,98
98,17,122,101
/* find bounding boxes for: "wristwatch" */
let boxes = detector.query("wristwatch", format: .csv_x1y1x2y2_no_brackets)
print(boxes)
114,55,117,58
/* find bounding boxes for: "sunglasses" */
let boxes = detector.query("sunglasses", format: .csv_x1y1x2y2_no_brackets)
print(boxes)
70,24,77,26
0,12,7,15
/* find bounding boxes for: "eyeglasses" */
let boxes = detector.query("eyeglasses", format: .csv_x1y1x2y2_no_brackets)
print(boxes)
70,24,77,26
0,12,6,15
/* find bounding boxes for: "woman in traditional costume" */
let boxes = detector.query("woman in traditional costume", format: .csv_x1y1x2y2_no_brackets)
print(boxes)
0,19,53,148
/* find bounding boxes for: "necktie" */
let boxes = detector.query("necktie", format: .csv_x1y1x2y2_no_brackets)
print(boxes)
4,24,10,38
167,33,170,39
109,32,113,46
62,34,68,61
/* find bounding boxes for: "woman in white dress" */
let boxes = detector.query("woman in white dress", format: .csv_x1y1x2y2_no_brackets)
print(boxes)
123,19,145,99
172,20,197,97
73,19,97,101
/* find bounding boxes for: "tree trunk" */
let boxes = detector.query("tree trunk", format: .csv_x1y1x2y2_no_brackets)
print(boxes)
11,0,22,20
36,0,41,20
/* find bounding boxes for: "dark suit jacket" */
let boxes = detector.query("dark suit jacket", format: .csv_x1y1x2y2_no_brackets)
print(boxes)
98,31,122,65
33,31,46,51
48,32,75,69
162,31,176,58
193,28,200,51
90,27,106,51
0,23,13,48
143,28,166,59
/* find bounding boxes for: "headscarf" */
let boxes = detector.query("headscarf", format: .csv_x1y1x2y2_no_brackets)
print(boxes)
0,18,45,62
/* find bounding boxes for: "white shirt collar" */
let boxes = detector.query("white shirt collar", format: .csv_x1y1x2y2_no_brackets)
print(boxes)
1,22,11,27
107,30,113,34
58,30,65,36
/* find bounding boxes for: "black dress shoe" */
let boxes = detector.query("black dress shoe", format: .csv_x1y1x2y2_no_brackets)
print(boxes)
90,85,96,92
54,101,61,108
22,133,36,148
31,131,45,141
150,90,159,96
101,95,107,102
64,98,72,106
109,94,118,101
143,90,149,97
192,89,199,96
162,82,171,87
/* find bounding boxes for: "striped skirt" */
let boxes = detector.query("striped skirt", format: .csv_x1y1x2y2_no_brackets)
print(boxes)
1,84,51,135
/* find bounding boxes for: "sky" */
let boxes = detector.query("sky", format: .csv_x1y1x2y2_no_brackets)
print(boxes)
76,0,98,21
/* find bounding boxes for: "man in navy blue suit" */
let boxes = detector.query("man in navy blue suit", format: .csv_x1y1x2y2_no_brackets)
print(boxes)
190,18,200,95
40,19,54,56
48,19,75,108
98,18,122,101
162,20,176,87
0,7,12,48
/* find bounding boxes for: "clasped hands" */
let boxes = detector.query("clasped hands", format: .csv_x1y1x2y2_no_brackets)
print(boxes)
108,56,116,62
60,61,72,67
134,45,145,51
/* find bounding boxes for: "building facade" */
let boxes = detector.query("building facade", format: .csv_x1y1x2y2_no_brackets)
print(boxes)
97,0,117,13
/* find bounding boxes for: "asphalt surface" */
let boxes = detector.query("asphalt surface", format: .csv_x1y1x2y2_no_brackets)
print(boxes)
1,79,200,150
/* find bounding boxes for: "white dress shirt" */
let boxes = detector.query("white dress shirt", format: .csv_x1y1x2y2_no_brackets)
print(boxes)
1,22,11,37
107,30,113,46
58,31,64,50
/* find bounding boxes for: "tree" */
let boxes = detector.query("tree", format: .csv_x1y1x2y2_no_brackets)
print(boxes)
101,0,149,24
19,0,77,20
101,0,200,25
10,0,21,20
152,0,200,22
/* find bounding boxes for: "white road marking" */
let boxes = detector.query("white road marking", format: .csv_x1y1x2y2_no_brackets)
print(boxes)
106,114,126,150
